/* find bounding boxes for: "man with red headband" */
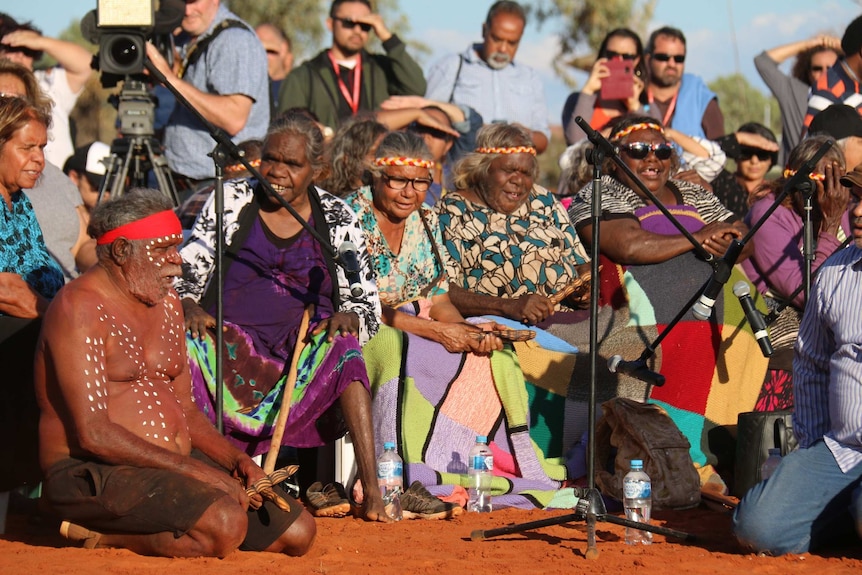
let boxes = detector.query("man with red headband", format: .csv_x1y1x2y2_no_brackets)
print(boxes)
33,188,316,557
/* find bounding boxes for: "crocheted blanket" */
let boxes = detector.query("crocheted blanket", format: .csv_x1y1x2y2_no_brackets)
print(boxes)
363,324,579,510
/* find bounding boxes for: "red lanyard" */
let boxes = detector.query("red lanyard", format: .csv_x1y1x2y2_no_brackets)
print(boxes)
328,51,362,115
648,87,679,127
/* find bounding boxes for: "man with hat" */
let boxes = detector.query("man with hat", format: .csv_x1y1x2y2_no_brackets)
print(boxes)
808,104,862,173
804,14,862,129
60,142,112,273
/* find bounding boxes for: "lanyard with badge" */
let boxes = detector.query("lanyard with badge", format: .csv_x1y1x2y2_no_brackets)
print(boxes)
328,51,362,115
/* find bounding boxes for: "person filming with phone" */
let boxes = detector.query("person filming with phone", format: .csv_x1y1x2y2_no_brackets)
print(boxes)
562,28,648,145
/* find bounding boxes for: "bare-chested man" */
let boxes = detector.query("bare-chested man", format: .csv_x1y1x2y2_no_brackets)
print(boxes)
33,188,316,557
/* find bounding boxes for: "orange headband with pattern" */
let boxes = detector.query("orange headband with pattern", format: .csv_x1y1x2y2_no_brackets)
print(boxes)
783,168,825,182
374,157,435,168
475,146,537,156
225,158,260,174
611,122,665,141
96,210,183,245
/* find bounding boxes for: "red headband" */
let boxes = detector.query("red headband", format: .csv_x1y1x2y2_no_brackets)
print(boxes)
96,210,183,245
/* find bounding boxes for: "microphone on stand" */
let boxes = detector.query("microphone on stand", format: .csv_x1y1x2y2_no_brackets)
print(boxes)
607,355,666,387
337,241,364,298
732,281,774,357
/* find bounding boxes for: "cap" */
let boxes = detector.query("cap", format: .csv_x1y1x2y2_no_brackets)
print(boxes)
476,435,487,443
383,441,395,449
630,459,643,467
841,162,862,187
62,142,111,187
808,105,862,141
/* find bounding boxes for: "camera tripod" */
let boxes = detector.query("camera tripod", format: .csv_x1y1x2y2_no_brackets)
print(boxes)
98,79,179,206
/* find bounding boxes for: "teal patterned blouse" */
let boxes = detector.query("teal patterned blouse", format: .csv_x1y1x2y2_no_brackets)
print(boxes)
1,191,64,304
344,186,448,307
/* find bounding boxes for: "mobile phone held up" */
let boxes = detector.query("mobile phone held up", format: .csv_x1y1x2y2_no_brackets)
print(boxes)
601,59,634,101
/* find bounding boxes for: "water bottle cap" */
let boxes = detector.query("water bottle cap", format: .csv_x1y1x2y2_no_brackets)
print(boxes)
476,435,487,443
383,441,395,450
630,459,643,468
767,448,781,455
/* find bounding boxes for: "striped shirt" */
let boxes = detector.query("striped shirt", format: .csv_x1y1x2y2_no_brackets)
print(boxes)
793,244,862,473
803,60,862,130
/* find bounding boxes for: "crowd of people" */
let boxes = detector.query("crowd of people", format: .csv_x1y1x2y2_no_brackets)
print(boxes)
2,0,862,561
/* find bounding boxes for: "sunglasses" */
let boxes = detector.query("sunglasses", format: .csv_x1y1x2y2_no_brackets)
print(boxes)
810,65,828,73
382,174,433,192
334,17,372,32
739,147,774,162
651,53,686,64
620,142,674,160
603,50,637,61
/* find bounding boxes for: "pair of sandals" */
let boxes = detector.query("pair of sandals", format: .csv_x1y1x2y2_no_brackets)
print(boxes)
305,480,463,520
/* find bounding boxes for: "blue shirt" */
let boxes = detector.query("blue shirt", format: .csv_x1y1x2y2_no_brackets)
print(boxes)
0,191,64,306
793,244,862,472
425,44,550,139
165,4,270,179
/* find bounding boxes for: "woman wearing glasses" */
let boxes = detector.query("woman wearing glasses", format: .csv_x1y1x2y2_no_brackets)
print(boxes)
345,131,581,513
565,116,768,485
755,35,842,164
562,28,648,145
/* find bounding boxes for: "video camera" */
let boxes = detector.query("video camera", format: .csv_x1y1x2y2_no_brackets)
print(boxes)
81,0,183,86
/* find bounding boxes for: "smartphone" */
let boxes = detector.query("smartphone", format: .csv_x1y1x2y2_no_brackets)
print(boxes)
600,59,634,101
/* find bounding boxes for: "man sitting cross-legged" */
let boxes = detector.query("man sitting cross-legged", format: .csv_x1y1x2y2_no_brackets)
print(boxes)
34,188,316,557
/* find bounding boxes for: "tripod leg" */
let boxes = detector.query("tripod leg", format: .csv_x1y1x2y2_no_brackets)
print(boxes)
585,512,599,560
598,513,696,542
470,511,582,541
144,138,181,206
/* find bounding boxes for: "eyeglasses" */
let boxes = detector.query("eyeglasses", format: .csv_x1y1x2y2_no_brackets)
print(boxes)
651,53,686,64
620,142,674,160
603,50,637,61
382,173,433,192
334,17,372,32
265,49,280,56
739,147,774,162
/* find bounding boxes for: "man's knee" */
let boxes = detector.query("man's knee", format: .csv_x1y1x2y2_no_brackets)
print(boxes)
276,509,317,556
195,496,249,557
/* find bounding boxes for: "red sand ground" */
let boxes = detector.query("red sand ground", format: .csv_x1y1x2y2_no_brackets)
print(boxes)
2,501,861,575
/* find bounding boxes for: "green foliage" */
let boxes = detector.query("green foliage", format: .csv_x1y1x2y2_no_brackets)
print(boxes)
708,73,781,137
526,0,656,87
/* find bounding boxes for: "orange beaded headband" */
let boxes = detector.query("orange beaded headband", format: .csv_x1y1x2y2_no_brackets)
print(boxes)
611,122,665,141
374,157,435,168
96,210,183,245
225,158,260,174
783,168,825,182
475,146,537,155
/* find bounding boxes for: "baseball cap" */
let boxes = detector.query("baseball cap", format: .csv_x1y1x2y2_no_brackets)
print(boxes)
62,142,111,188
807,105,862,141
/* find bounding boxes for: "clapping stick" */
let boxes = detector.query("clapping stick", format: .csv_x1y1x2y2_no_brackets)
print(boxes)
263,304,314,474
548,268,596,307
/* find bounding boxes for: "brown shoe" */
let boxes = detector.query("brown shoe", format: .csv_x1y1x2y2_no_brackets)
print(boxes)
400,481,463,520
59,521,102,549
305,481,352,517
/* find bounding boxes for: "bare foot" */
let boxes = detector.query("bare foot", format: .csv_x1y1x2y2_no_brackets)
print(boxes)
360,493,394,523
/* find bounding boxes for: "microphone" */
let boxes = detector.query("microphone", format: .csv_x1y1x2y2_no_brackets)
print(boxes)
574,116,618,157
732,281,774,358
607,356,666,387
337,241,365,298
691,239,744,320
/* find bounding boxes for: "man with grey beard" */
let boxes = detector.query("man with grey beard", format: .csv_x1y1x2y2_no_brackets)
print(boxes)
425,1,550,153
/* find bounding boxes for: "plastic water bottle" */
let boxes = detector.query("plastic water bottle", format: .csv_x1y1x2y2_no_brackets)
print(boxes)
377,442,403,521
468,435,493,513
623,459,653,545
760,448,782,481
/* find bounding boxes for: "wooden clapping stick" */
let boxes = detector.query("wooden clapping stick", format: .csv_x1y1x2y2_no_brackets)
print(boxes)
263,304,314,475
548,268,596,307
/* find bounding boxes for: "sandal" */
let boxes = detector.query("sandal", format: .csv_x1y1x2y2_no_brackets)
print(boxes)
305,481,352,517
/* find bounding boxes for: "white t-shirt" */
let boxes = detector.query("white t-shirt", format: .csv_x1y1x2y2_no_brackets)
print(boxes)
35,67,82,168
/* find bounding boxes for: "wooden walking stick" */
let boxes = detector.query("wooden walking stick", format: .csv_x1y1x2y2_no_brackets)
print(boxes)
263,304,314,475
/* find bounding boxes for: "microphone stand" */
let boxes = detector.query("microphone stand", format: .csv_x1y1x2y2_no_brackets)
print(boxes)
145,58,341,433
471,117,695,554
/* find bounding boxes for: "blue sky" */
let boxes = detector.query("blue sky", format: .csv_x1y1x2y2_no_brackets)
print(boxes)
8,0,861,125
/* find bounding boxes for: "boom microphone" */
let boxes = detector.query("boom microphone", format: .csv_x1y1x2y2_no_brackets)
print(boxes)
691,239,744,320
337,241,364,298
607,355,666,387
732,281,774,358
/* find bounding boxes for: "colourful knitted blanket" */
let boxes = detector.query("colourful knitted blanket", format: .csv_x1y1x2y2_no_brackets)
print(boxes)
362,324,579,509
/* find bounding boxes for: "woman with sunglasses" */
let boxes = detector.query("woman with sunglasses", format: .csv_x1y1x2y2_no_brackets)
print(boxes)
562,28,648,146
568,115,750,265
345,131,581,513
755,35,842,164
